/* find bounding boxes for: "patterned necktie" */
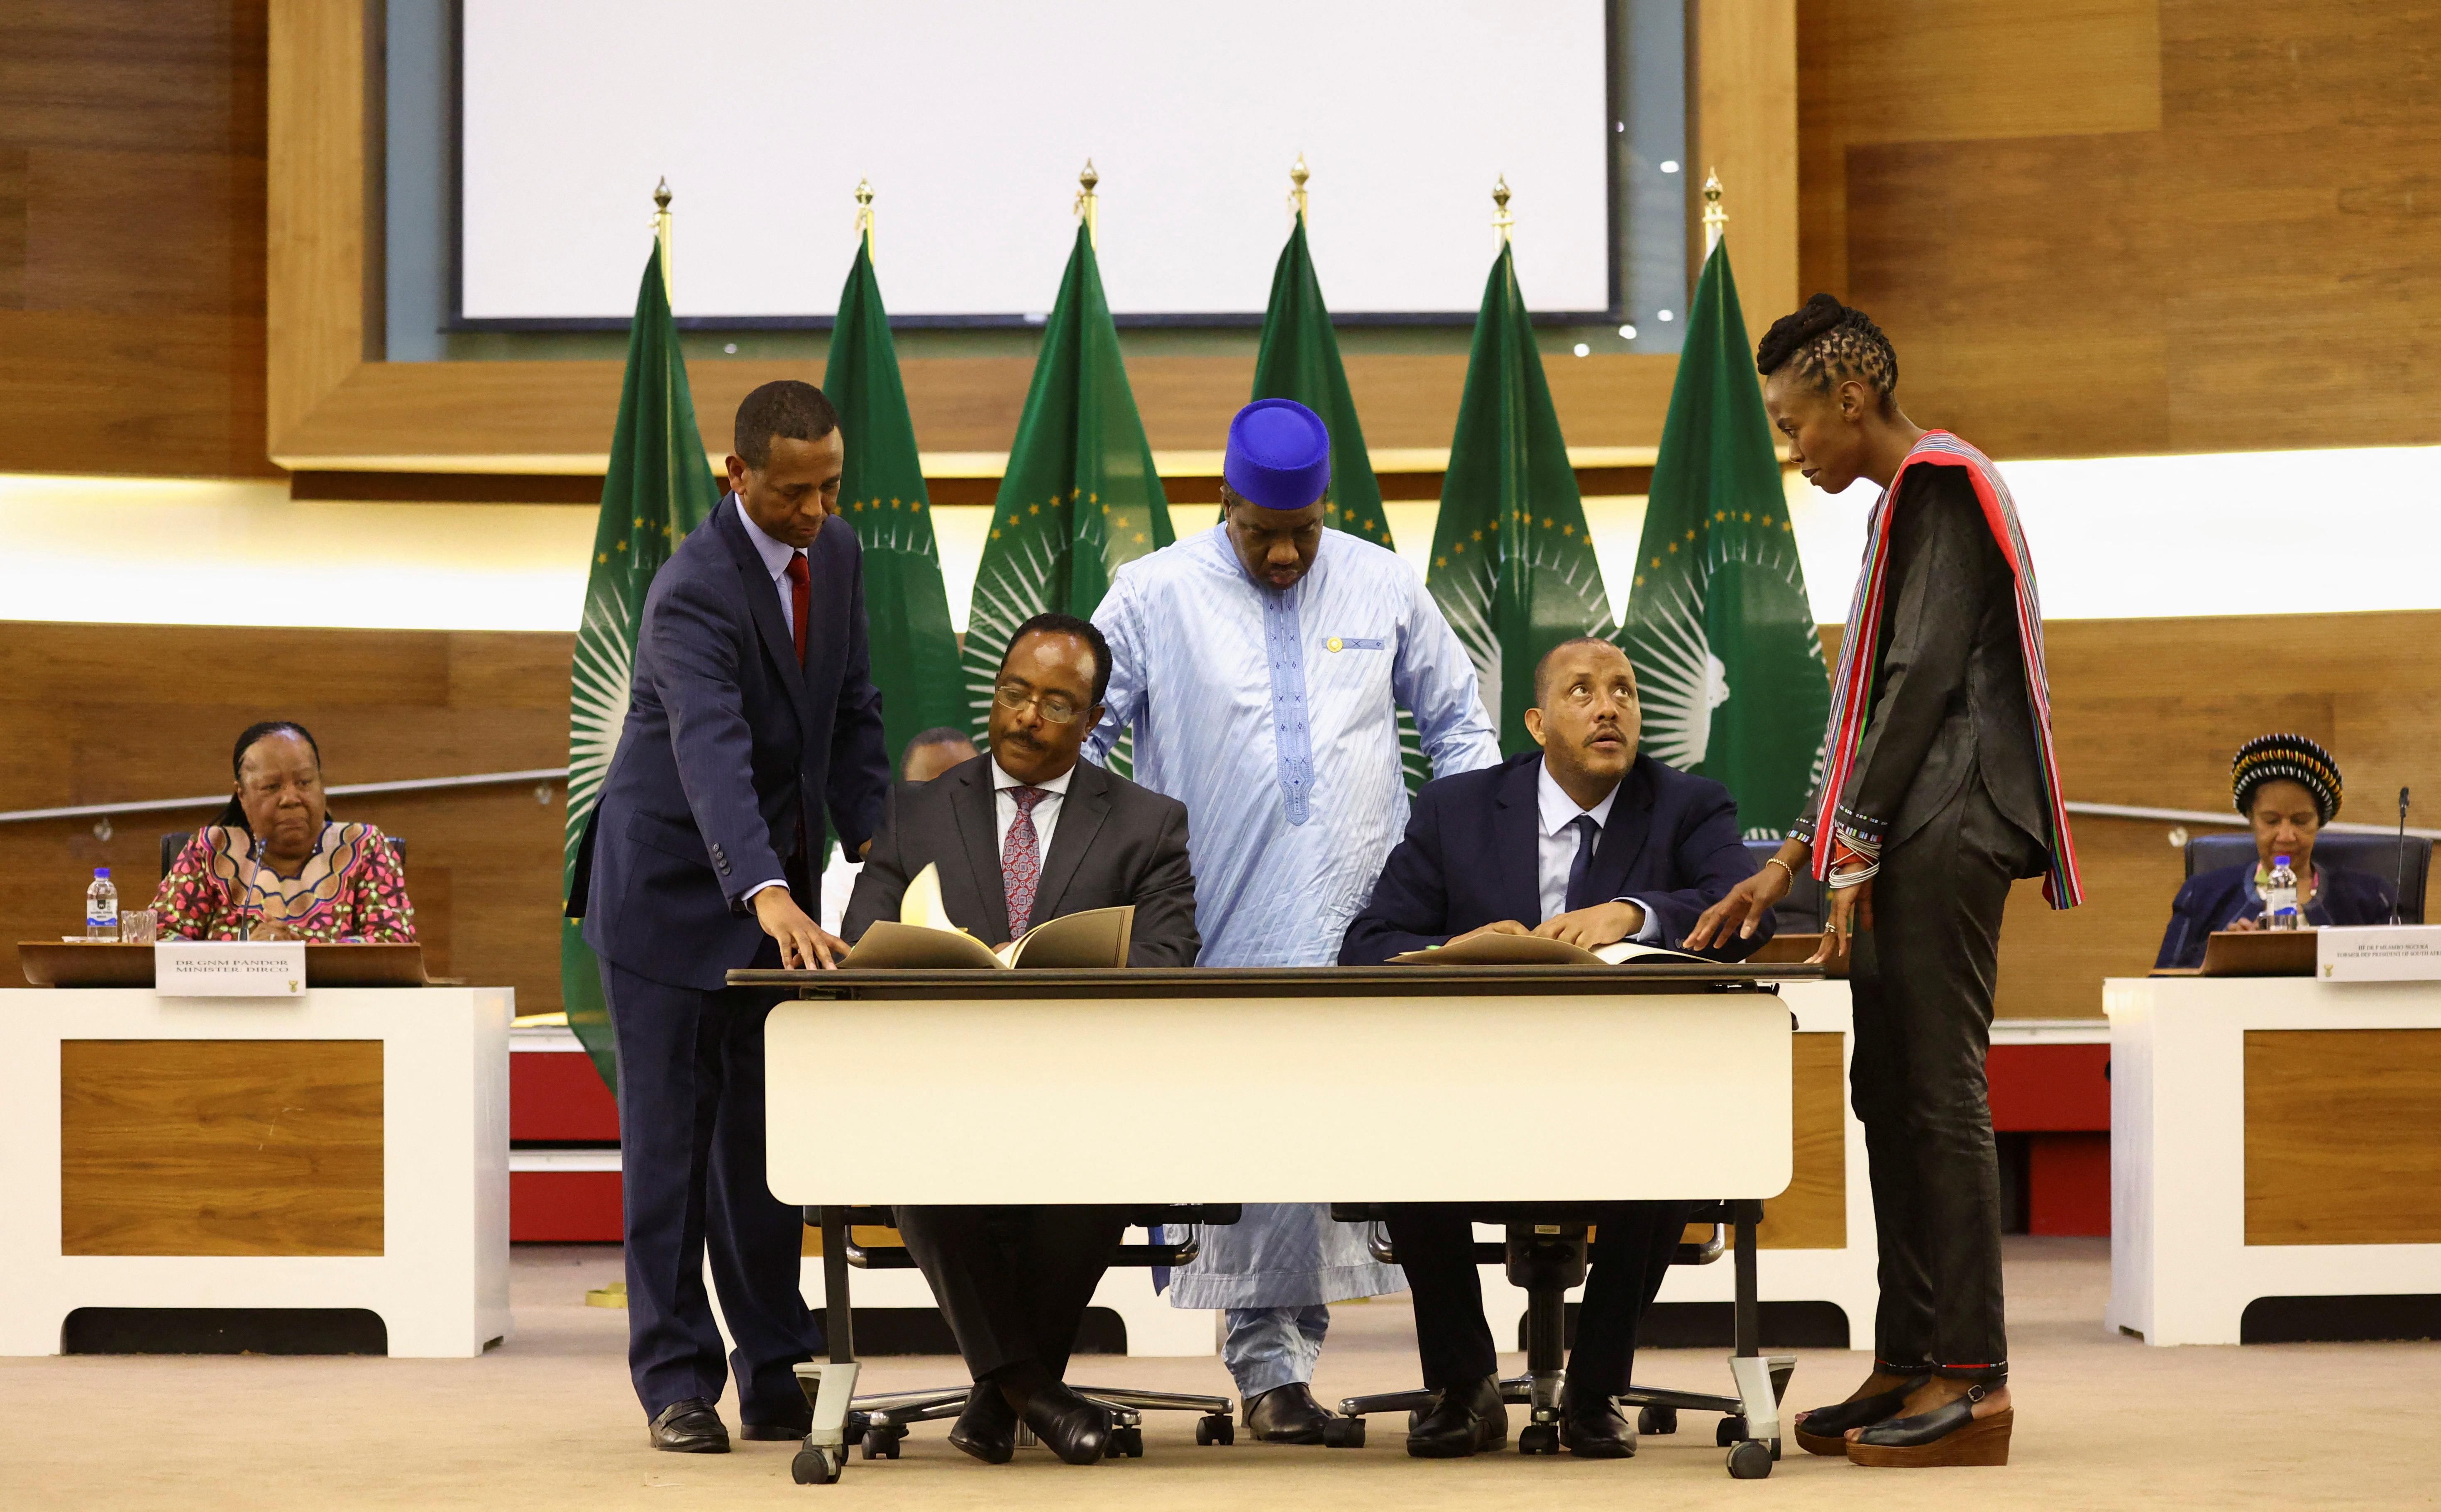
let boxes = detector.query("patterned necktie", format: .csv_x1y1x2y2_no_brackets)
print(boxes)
784,552,810,665
1563,813,1602,914
1001,787,1050,937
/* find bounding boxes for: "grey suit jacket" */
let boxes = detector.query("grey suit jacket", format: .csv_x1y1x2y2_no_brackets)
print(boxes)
1836,463,2049,860
842,753,1201,967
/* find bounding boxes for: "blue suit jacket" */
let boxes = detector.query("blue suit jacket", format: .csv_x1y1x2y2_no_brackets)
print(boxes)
1340,751,1772,964
2153,859,2395,970
574,496,889,990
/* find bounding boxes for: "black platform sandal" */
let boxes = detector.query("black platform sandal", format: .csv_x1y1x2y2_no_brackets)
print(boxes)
1790,1371,1930,1457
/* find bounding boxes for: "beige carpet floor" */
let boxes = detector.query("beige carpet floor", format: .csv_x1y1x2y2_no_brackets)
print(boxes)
5,1237,2434,1510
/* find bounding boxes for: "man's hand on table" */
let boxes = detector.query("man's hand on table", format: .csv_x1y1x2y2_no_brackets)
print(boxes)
753,888,846,970
1533,901,1644,949
1448,919,1532,948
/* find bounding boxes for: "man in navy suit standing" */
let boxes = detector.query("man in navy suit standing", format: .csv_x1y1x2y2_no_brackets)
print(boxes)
573,380,890,1453
1340,635,1770,1461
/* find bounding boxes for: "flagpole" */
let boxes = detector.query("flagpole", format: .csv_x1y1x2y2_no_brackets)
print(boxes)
1075,159,1099,246
1491,173,1514,244
651,178,674,299
854,178,875,259
1702,168,1726,255
1288,153,1309,224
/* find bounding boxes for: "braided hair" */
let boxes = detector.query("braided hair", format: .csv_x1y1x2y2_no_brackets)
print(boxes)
2231,733,2342,823
1756,293,1899,412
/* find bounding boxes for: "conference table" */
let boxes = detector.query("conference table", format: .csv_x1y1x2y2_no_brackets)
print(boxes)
745,960,1826,1485
0,969,512,1359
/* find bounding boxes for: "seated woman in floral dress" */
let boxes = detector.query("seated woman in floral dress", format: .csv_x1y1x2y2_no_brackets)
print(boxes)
152,720,416,943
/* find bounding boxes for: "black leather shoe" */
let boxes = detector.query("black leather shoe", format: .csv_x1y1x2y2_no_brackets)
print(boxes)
1560,1401,1636,1458
1793,1372,1930,1456
1017,1381,1112,1466
948,1383,1017,1464
1407,1375,1507,1458
648,1398,731,1453
1244,1382,1335,1444
1847,1385,2013,1467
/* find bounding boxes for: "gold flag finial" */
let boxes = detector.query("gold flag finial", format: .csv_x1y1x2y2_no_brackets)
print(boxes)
1491,173,1514,244
1701,168,1725,255
854,178,875,256
1288,153,1310,222
651,177,674,300
1074,159,1100,245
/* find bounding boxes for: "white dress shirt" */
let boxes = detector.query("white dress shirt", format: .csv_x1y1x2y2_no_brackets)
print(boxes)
992,757,1073,864
1534,757,1662,940
738,494,809,904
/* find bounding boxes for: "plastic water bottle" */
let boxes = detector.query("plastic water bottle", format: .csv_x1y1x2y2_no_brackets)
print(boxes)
2263,855,2300,931
85,867,120,939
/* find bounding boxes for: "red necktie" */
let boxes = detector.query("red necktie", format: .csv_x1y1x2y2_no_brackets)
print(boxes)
1002,788,1049,936
784,552,810,666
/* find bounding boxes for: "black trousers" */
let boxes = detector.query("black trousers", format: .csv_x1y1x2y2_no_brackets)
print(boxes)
1386,1202,1690,1397
1848,775,2042,1384
604,960,819,1427
892,1205,1130,1382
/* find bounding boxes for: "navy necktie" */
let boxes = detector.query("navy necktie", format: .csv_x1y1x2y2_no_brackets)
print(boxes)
1564,813,1601,913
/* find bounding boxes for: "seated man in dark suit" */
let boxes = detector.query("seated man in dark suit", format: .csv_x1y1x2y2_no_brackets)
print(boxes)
1341,635,1771,1460
843,611,1199,1468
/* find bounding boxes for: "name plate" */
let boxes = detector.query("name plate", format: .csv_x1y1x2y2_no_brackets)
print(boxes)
154,941,308,996
2316,925,2441,981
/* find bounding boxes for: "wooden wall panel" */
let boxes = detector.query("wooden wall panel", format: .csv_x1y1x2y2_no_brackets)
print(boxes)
0,621,571,1011
2245,1028,2441,1246
1758,1031,1847,1249
61,1037,384,1256
0,1,274,477
1799,0,2441,459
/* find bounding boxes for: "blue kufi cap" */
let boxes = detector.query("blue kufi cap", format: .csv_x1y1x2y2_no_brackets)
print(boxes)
1224,398,1332,511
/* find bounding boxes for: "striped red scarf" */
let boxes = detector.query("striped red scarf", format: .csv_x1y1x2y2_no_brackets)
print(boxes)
1809,431,2082,908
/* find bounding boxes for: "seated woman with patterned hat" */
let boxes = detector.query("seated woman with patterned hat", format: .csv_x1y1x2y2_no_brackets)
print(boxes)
151,721,416,943
2153,733,2392,969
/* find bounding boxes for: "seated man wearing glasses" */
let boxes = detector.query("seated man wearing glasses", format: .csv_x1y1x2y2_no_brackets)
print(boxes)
841,611,1200,1468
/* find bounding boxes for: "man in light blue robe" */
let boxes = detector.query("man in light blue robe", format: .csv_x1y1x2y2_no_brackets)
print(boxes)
1085,398,1500,1439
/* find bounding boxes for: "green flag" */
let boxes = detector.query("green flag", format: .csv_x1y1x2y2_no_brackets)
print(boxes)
1428,241,1615,757
824,235,964,769
562,243,720,1093
1618,239,1828,837
1251,213,1392,546
1251,212,1432,787
962,223,1175,745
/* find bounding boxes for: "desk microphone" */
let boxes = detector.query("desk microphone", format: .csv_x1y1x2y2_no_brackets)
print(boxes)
2393,787,2412,926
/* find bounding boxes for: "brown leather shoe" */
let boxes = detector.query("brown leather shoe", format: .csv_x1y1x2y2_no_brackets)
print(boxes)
1846,1389,2013,1468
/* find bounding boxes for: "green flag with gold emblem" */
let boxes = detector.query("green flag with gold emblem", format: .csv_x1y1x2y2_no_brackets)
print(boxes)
1619,239,1828,836
962,223,1175,747
824,235,964,767
1428,240,1615,757
562,242,721,1092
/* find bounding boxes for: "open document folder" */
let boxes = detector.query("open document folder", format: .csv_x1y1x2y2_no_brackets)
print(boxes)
837,862,1134,969
1386,932,1709,967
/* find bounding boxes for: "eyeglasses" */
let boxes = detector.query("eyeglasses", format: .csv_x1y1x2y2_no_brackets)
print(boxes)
993,684,1084,725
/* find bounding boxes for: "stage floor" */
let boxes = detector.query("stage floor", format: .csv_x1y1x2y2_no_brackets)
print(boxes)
5,1238,2429,1509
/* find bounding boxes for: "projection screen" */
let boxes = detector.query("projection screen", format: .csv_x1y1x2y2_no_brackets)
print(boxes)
457,0,1613,323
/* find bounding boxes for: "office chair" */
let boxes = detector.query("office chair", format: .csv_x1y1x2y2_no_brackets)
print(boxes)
161,831,406,879
2184,831,2428,922
798,1203,1242,1470
1329,1200,1795,1480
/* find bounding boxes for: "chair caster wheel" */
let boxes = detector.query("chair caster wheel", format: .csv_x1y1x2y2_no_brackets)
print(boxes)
1194,1414,1235,1446
860,1426,902,1460
1517,1423,1560,1455
1322,1416,1366,1448
1637,1405,1677,1436
1728,1439,1774,1479
792,1444,843,1484
1107,1425,1145,1458
1717,1414,1747,1446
